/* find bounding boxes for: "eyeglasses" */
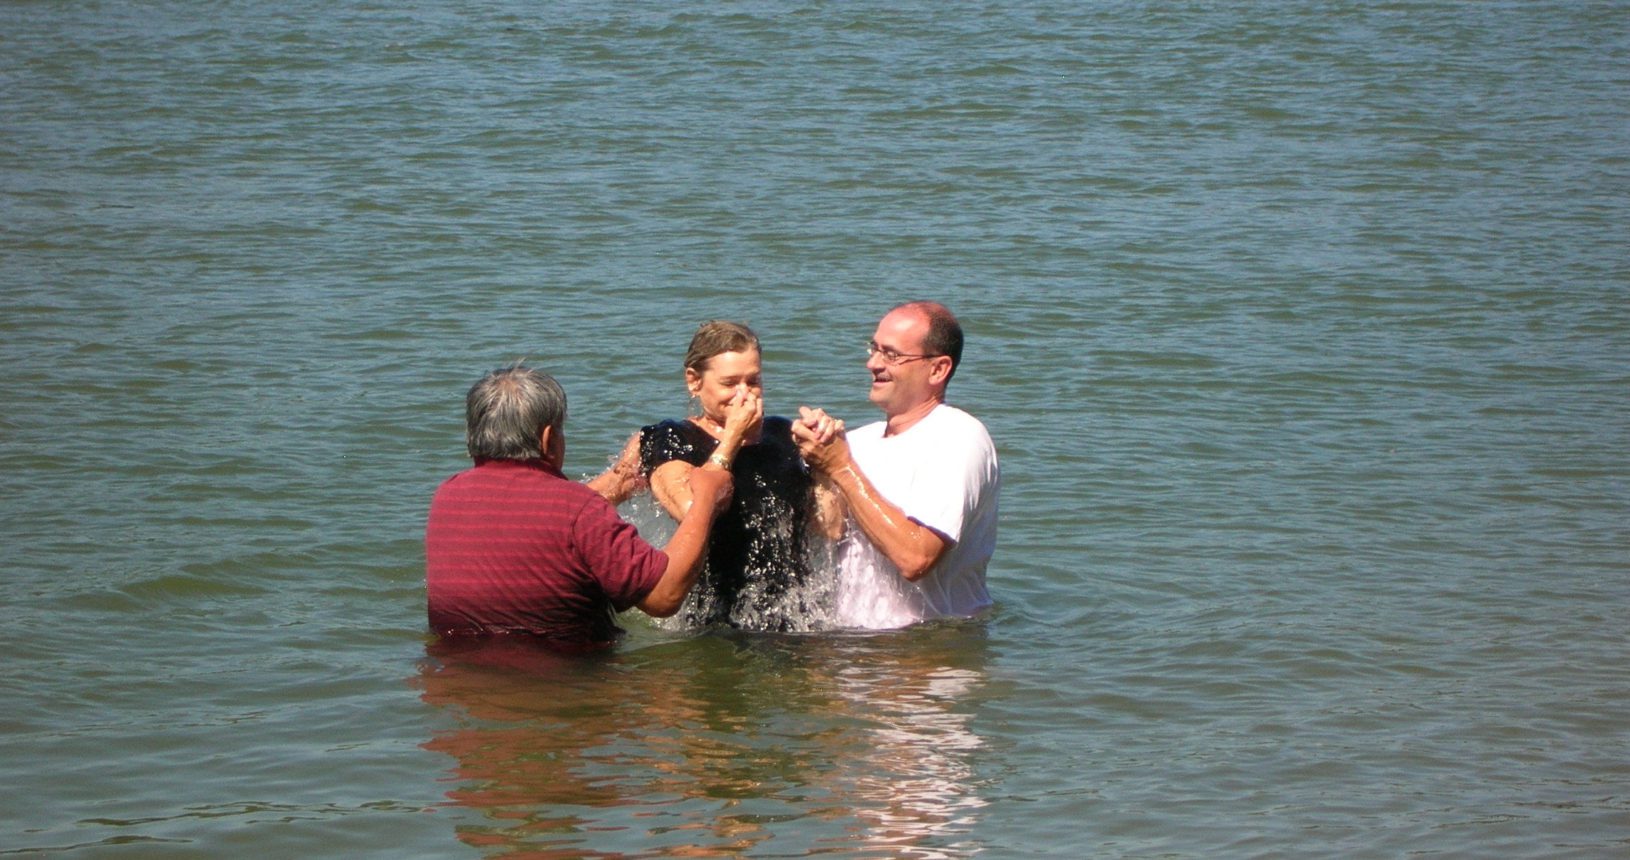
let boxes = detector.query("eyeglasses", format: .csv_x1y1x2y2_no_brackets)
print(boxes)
866,340,941,365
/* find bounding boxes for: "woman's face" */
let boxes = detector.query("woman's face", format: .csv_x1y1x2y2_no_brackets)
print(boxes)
686,348,763,421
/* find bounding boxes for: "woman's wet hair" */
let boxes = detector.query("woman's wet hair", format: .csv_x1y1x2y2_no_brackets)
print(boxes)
683,320,760,374
465,365,567,461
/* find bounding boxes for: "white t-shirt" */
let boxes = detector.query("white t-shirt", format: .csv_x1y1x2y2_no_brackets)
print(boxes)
835,403,1000,629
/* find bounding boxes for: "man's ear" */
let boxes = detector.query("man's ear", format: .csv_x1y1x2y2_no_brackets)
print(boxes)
540,424,564,465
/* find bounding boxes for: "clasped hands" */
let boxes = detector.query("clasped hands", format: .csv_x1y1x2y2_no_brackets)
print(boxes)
791,406,849,474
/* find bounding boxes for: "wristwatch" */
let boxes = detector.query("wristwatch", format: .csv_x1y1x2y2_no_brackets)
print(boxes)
708,452,732,469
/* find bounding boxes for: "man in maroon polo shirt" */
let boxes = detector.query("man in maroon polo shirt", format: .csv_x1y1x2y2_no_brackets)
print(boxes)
426,365,733,648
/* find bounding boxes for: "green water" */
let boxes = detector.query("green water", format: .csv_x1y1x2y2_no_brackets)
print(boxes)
3,1,1627,856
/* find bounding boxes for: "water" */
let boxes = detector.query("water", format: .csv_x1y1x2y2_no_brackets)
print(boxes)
3,1,1627,856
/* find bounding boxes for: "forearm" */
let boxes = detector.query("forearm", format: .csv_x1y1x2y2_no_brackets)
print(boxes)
639,480,722,616
586,468,639,505
823,459,945,581
811,479,845,541
586,434,645,505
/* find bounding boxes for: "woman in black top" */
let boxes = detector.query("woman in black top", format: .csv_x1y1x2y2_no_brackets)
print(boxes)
639,321,841,631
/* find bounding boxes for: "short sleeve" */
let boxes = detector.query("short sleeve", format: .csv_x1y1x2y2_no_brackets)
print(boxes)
639,420,709,476
911,438,994,544
571,495,670,611
859,410,997,549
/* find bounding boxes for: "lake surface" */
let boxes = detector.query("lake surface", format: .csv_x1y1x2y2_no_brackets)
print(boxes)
3,1,1627,857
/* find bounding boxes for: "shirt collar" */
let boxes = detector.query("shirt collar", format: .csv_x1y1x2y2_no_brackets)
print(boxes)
472,457,566,478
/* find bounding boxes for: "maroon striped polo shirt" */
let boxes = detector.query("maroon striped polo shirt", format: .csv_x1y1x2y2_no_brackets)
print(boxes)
425,458,668,646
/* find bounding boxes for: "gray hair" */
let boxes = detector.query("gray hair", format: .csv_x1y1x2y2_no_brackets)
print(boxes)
464,365,567,461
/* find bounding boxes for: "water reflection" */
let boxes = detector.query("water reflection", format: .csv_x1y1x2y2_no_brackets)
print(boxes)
415,624,994,858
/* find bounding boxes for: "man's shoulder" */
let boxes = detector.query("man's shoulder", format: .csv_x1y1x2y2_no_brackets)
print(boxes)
922,403,993,442
549,478,623,538
931,402,987,426
848,419,888,445
443,460,595,502
917,405,998,476
436,460,519,494
851,417,887,435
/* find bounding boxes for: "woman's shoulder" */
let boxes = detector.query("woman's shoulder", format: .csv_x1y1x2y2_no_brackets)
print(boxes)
639,418,708,470
640,417,695,437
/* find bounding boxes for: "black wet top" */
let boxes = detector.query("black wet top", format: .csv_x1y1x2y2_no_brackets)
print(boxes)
639,416,816,630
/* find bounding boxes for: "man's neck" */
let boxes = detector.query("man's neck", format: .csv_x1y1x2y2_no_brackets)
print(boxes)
883,398,943,437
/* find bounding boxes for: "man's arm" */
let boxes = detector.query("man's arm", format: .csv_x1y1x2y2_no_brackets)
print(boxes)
810,479,846,541
792,417,948,582
636,463,732,616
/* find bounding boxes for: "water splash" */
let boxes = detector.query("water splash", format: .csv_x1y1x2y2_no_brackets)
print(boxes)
617,489,843,633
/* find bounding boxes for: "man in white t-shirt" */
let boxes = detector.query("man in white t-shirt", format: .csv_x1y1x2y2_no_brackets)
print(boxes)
793,301,1000,629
